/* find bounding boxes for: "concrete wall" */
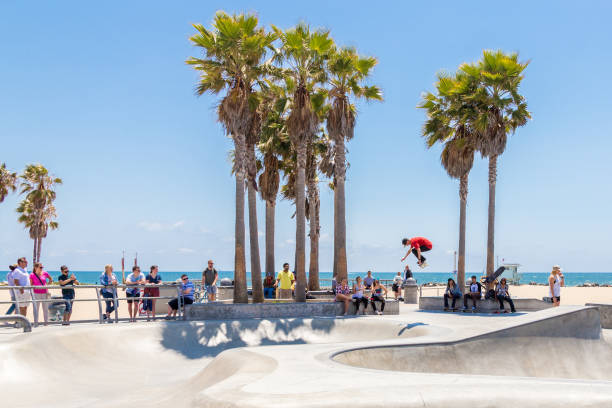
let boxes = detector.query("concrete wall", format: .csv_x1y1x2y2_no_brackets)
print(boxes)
184,299,399,320
419,296,552,312
586,303,612,329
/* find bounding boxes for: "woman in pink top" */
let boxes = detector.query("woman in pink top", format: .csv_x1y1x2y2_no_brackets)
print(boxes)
30,262,53,326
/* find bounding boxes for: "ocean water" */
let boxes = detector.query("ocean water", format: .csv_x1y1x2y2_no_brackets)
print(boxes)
4,270,612,287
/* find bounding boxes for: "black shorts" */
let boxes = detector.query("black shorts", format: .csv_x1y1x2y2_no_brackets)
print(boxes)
551,296,560,302
126,292,140,304
392,283,399,292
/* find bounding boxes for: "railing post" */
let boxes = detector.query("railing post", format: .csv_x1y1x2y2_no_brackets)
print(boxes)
95,287,103,324
30,288,38,326
113,286,119,323
176,285,182,320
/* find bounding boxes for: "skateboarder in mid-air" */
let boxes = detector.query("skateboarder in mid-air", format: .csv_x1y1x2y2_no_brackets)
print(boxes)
401,237,433,268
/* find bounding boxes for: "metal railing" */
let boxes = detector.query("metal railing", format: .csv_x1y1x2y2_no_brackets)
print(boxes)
0,315,32,332
0,283,193,327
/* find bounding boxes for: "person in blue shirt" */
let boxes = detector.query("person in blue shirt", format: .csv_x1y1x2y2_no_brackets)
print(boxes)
125,266,146,322
99,264,118,322
443,278,462,311
166,274,194,319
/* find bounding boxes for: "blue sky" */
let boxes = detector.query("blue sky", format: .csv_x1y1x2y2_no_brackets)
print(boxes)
1,1,611,273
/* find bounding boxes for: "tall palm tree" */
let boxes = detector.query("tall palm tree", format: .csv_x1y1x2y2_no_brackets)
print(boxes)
187,12,275,303
245,109,264,303
273,23,333,302
326,47,382,282
258,84,291,278
420,72,477,292
0,163,18,203
459,50,530,278
18,164,62,262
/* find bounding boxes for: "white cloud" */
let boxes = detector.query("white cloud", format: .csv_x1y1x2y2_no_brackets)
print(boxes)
285,239,295,244
178,248,195,254
446,249,456,255
138,221,163,232
170,221,185,229
138,220,185,232
75,249,89,254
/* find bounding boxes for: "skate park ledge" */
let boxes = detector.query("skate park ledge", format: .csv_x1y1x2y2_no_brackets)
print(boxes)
184,299,399,320
419,296,553,312
586,303,612,328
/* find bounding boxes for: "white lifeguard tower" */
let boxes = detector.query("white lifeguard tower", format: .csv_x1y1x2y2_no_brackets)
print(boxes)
499,263,521,284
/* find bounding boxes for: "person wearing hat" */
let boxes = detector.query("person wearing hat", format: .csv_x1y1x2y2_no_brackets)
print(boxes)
548,265,564,306
401,237,433,268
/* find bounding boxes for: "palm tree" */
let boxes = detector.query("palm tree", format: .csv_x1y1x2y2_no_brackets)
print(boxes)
258,84,291,278
420,72,477,293
18,164,62,262
273,23,333,302
458,50,530,278
326,47,382,282
0,163,18,203
187,12,275,303
17,198,59,262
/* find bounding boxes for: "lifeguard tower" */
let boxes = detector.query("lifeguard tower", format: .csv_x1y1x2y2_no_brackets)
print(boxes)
499,263,521,284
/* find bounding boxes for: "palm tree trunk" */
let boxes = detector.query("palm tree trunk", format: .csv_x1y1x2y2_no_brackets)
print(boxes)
265,201,276,278
486,155,497,284
247,181,264,303
233,135,248,303
32,237,37,264
37,237,43,263
295,144,307,302
334,138,348,283
458,173,468,294
307,177,320,291
332,184,338,281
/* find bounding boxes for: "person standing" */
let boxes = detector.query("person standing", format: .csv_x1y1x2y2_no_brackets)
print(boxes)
125,266,146,322
392,272,403,300
202,260,218,302
401,237,433,268
30,262,52,326
363,270,374,289
12,257,30,316
4,264,18,315
404,265,413,280
57,265,79,325
549,265,565,307
99,264,118,322
166,274,194,318
143,265,162,321
275,263,295,300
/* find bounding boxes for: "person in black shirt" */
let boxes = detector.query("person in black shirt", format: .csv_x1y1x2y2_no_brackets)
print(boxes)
58,265,79,325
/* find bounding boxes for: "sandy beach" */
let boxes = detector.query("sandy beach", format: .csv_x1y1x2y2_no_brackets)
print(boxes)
1,284,610,323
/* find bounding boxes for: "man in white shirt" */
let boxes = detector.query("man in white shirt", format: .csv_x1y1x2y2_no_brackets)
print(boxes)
11,257,31,316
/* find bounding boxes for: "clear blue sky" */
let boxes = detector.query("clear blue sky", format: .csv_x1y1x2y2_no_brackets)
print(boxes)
1,1,611,273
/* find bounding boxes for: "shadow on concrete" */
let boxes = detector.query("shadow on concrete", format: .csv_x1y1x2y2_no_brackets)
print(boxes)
397,322,427,336
416,310,527,316
160,317,337,359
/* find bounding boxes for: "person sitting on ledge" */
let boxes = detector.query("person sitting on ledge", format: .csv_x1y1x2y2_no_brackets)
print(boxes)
166,274,194,319
370,279,387,315
263,274,276,299
495,277,516,313
363,270,374,289
352,276,368,315
443,278,462,311
335,278,352,316
462,275,482,312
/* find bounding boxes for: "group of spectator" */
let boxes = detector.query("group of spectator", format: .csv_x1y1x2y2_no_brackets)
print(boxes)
335,275,389,316
5,258,78,326
444,276,516,313
4,257,220,325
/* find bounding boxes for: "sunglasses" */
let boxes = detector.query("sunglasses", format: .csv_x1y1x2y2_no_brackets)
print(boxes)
182,278,188,281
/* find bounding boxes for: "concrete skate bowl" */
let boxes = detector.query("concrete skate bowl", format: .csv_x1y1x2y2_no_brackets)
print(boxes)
334,307,612,381
0,317,430,407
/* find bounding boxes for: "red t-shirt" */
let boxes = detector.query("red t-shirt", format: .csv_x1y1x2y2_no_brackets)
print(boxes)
411,237,432,249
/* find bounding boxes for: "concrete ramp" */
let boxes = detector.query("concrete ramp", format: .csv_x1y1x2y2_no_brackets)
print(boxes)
334,307,612,380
